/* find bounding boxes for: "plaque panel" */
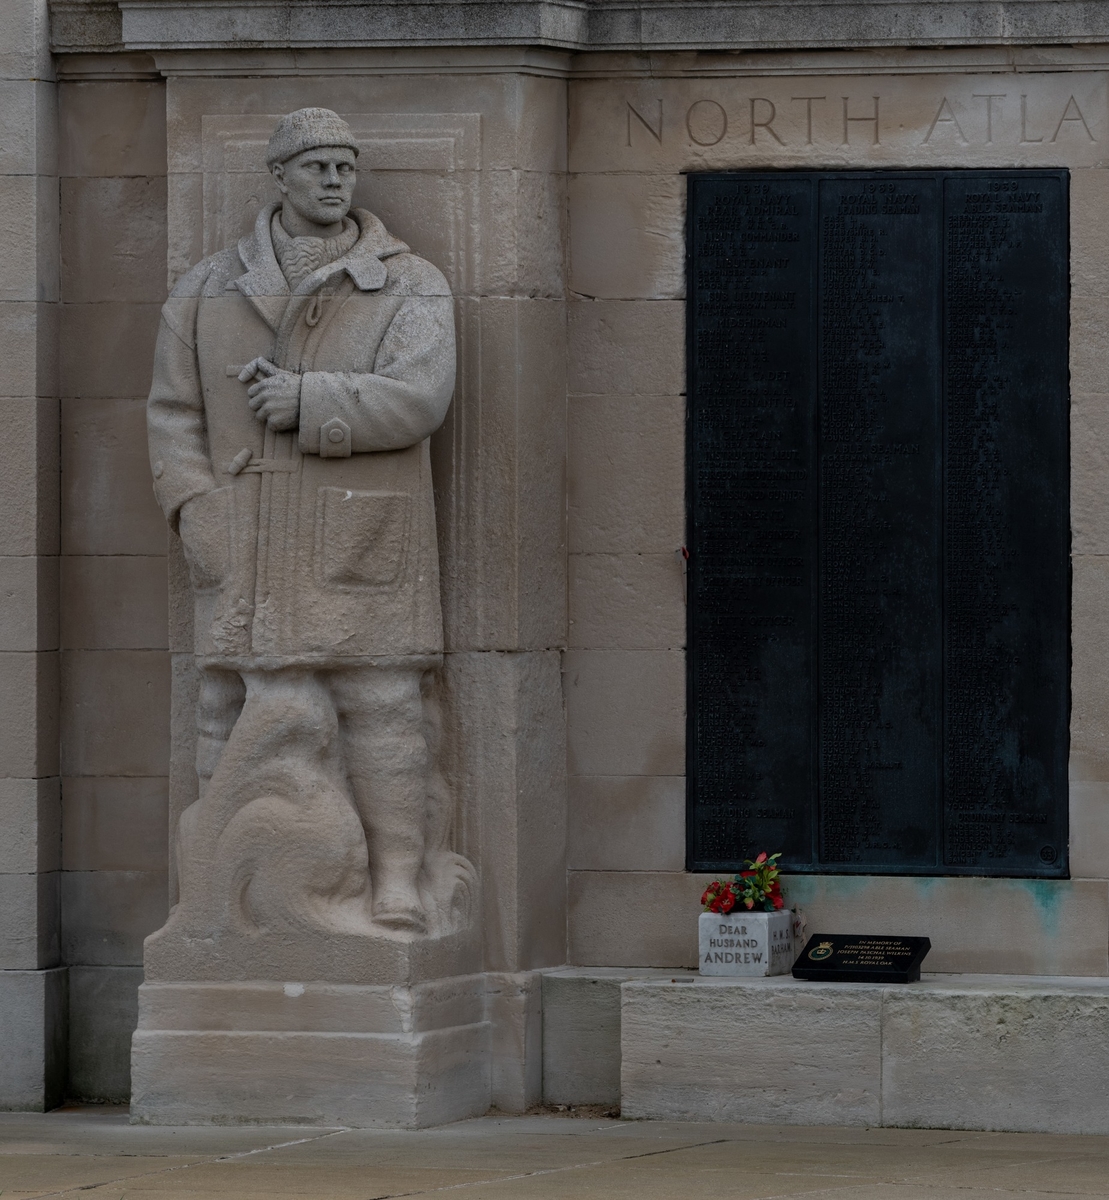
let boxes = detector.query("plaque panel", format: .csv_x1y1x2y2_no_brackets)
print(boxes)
941,174,1070,873
687,177,816,870
687,170,1069,878
817,177,942,869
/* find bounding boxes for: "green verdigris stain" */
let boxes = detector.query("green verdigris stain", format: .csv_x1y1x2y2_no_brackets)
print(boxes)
777,878,1065,931
781,875,869,906
1018,879,1064,938
783,874,938,907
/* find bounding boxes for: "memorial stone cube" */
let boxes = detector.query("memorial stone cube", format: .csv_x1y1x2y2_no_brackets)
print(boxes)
698,909,794,976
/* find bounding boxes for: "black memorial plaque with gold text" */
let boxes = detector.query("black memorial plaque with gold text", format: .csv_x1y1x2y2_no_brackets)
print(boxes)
687,171,1069,878
791,934,932,983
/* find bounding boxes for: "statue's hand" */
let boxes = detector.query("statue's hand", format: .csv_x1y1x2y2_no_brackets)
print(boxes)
239,357,301,432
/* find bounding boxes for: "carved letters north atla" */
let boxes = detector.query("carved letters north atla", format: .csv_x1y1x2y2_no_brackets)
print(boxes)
628,92,1097,148
597,75,1107,168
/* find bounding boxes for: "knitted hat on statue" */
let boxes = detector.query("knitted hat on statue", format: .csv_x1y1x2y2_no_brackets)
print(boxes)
265,108,359,167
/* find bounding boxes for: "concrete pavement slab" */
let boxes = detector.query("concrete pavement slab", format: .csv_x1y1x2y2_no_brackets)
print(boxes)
1,1109,1107,1199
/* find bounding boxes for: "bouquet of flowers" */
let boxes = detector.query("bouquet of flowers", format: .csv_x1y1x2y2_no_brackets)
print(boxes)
700,878,740,914
700,851,784,914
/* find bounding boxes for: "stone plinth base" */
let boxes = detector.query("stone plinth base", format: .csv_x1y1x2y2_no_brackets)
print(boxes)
0,968,68,1111
542,968,675,1106
618,974,1109,1134
142,920,482,986
131,976,492,1127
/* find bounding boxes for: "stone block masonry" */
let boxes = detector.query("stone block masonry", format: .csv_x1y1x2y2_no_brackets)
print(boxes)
0,0,62,1113
621,975,1109,1133
18,0,1109,1128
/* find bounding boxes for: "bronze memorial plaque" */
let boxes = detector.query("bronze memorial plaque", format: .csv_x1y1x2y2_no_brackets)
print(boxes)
687,170,1069,877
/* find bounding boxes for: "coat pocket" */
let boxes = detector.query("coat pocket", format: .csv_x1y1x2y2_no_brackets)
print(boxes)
314,487,411,588
178,486,233,590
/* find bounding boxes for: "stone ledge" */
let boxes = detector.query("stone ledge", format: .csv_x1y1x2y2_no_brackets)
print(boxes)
50,1,123,53
47,0,1109,56
543,968,1109,1130
621,973,1109,1133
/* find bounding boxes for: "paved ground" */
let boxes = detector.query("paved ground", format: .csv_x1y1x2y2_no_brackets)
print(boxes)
1,1106,1108,1198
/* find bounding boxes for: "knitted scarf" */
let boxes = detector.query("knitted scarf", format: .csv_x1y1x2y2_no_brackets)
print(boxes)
271,211,359,289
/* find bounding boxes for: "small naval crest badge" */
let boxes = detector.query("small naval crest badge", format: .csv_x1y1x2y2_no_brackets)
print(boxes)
808,940,835,961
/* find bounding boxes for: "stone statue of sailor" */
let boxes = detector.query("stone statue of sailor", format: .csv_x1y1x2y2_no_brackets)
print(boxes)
147,108,469,948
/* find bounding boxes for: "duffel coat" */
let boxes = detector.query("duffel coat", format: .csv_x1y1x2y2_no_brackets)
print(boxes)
147,203,455,664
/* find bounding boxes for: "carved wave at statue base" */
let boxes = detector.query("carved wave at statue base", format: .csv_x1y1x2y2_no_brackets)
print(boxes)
144,666,480,985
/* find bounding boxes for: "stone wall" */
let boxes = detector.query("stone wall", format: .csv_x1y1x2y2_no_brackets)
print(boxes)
0,0,63,1112
56,67,169,1100
3,0,1109,1110
565,61,1109,975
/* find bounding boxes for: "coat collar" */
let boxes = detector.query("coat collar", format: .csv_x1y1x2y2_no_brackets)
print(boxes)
231,203,408,330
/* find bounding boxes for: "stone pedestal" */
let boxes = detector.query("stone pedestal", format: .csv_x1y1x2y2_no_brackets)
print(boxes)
131,976,490,1126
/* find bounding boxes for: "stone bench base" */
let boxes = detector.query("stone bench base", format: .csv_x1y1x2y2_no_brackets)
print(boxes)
543,969,1109,1134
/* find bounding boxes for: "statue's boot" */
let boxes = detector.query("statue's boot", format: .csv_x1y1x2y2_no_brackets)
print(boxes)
371,888,428,933
337,665,431,935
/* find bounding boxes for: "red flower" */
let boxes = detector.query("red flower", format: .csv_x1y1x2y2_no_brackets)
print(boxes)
702,881,738,914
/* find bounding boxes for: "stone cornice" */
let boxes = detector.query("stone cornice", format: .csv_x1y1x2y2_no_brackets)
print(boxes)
48,0,1109,56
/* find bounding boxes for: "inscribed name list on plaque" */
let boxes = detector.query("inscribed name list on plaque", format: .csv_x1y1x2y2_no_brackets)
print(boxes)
686,170,1069,879
791,934,932,983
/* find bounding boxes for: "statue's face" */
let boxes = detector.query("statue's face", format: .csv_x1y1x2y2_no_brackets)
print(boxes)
271,145,357,228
